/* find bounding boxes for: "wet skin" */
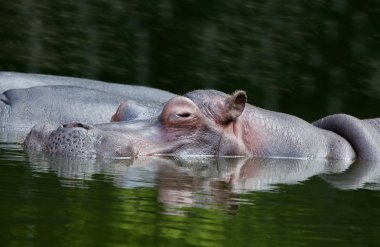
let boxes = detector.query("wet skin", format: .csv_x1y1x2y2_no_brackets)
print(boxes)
23,89,380,161
0,72,174,142
0,86,167,129
0,72,174,101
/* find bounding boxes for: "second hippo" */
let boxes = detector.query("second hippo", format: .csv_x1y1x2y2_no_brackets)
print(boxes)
0,72,175,141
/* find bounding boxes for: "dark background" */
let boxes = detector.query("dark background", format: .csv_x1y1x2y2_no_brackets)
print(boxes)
1,0,380,120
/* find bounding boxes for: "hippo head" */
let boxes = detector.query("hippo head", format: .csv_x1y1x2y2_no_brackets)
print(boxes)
23,90,250,158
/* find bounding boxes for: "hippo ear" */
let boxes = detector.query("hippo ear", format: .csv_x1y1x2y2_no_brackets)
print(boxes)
224,90,247,121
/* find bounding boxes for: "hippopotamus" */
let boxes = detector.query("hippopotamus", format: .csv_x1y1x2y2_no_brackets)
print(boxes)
0,86,169,129
0,72,174,141
23,89,380,161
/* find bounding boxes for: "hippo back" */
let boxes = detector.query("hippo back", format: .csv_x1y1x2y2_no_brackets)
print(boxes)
313,114,380,160
0,71,175,103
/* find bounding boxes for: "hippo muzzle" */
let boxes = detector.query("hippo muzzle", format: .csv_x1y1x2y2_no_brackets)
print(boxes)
24,122,138,158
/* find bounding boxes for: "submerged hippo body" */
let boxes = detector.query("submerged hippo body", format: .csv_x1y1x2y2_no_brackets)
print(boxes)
24,89,380,161
0,72,175,141
0,86,166,129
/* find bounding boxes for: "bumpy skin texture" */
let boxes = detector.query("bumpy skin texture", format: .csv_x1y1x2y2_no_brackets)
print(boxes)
23,89,380,160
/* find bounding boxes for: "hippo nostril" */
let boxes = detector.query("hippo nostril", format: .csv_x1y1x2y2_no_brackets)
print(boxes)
176,112,191,118
62,122,93,130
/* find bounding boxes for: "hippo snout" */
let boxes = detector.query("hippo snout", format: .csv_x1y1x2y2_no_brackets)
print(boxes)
23,123,57,151
62,122,93,130
46,124,98,156
24,122,99,156
24,122,138,158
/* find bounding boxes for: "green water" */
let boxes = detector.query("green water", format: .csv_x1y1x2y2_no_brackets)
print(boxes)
1,143,380,247
1,0,380,246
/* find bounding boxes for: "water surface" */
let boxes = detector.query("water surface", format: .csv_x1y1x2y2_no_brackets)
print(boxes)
1,139,380,247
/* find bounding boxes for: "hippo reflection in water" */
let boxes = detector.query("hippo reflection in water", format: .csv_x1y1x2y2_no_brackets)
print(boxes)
23,89,380,161
29,155,380,211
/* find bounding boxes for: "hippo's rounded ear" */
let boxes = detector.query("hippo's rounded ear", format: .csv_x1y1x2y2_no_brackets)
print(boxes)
224,90,247,121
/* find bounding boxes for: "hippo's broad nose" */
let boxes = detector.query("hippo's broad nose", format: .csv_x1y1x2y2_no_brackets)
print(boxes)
42,122,98,156
62,122,93,130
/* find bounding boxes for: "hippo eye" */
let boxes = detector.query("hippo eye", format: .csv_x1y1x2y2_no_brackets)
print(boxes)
176,112,191,118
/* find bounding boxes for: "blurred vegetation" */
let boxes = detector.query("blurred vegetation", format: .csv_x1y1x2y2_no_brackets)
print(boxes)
1,0,380,120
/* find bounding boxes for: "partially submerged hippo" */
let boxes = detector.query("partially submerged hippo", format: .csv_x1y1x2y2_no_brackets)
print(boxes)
0,86,168,130
0,73,174,141
23,89,380,161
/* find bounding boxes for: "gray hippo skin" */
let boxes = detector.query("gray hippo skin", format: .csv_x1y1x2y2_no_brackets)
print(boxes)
0,72,175,141
0,86,167,128
0,72,174,101
23,89,380,160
